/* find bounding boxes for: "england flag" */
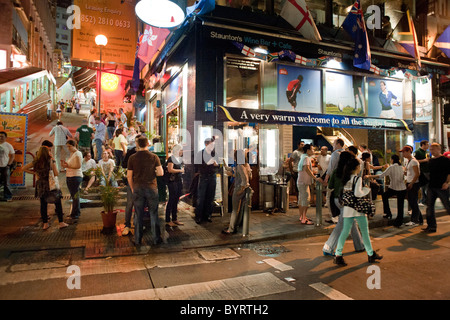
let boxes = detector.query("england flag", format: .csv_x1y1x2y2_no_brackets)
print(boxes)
280,0,322,42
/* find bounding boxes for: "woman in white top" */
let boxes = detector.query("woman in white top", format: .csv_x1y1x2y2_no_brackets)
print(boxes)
61,140,83,219
297,144,320,225
81,152,97,194
366,154,406,226
334,158,382,267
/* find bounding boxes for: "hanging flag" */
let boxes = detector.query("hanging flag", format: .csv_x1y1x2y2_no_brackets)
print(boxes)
434,25,450,58
341,0,371,70
280,0,322,42
369,64,381,74
267,52,279,62
397,10,421,68
186,0,215,19
295,55,308,65
232,42,256,57
137,24,170,65
132,34,146,93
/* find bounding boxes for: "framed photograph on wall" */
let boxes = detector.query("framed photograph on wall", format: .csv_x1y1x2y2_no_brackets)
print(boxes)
414,79,433,122
367,78,403,119
277,64,321,113
325,72,366,116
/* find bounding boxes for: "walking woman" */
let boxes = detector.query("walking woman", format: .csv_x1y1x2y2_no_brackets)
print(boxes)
297,144,320,225
223,149,252,234
322,151,364,256
22,146,68,230
165,144,185,227
62,140,83,220
365,154,406,227
334,158,383,266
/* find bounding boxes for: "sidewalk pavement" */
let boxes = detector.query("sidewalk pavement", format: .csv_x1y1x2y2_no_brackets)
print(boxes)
1,108,447,258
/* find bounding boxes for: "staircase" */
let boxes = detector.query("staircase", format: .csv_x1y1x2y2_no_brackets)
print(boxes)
318,127,355,148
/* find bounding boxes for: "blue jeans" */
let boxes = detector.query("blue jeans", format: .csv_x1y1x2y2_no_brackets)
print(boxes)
426,187,450,230
67,176,83,218
107,127,115,140
124,184,134,228
94,139,104,161
0,166,12,200
133,187,161,245
195,174,216,222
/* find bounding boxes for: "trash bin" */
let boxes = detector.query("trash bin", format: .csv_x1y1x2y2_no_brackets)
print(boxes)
278,184,289,213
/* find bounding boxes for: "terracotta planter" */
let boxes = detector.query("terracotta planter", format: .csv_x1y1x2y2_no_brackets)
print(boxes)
100,210,118,234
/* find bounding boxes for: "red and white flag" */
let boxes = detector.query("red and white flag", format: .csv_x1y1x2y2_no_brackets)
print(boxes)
137,24,170,64
369,64,381,74
241,45,256,57
281,0,322,42
295,55,307,65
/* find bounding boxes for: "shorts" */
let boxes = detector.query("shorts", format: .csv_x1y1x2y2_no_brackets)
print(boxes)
379,109,396,119
297,183,310,207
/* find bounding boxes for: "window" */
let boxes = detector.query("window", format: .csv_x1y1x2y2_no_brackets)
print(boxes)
225,56,260,109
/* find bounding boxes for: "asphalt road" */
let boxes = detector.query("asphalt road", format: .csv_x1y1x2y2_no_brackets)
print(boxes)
0,214,449,308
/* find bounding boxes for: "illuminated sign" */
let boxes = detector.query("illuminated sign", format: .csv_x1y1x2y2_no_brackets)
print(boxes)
101,73,120,91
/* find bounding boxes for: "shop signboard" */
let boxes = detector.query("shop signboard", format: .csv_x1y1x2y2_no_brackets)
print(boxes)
71,0,137,66
367,77,404,119
413,79,433,122
0,112,28,186
277,64,321,113
217,106,413,132
325,72,366,116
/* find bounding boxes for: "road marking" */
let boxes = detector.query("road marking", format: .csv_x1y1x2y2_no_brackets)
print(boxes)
262,258,294,271
68,272,295,300
309,282,353,300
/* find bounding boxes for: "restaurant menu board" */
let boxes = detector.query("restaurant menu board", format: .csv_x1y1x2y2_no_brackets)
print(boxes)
277,65,322,114
367,78,403,119
0,113,28,186
325,72,366,116
72,0,137,66
414,80,433,122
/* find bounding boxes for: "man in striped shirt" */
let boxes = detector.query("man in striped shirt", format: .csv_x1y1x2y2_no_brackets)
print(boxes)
49,121,73,172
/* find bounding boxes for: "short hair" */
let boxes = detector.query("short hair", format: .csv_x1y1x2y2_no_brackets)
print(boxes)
56,121,63,126
420,140,429,146
391,154,400,164
302,144,312,153
335,138,344,148
348,145,358,155
83,151,91,158
137,136,149,148
297,140,304,146
115,128,123,137
0,131,7,138
360,144,368,150
361,153,371,161
430,142,442,150
66,140,77,148
95,116,101,121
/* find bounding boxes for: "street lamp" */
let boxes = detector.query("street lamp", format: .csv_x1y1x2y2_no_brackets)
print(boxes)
95,35,108,114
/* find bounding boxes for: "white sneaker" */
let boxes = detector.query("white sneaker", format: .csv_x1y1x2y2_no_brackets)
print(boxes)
405,221,417,226
419,203,425,207
122,227,131,236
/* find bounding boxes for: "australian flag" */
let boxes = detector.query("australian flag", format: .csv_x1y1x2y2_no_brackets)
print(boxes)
342,0,371,70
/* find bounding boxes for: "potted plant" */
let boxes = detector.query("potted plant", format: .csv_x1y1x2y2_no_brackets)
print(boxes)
88,166,126,234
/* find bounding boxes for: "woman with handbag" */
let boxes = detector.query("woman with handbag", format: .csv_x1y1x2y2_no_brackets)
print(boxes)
165,144,185,227
223,149,252,235
22,146,68,230
334,158,383,267
61,140,83,220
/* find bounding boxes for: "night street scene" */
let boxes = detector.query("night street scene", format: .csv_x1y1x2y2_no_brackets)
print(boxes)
0,0,449,312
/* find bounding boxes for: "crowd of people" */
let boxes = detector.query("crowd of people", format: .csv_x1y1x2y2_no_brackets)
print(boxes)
287,138,450,266
4,103,450,258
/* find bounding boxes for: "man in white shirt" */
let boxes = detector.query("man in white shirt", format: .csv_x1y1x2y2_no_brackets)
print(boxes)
288,140,304,204
49,121,73,172
46,100,53,121
0,131,15,201
400,145,422,226
317,146,331,178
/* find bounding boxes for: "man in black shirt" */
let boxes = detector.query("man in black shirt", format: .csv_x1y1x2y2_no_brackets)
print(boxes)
194,137,219,224
423,143,450,233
